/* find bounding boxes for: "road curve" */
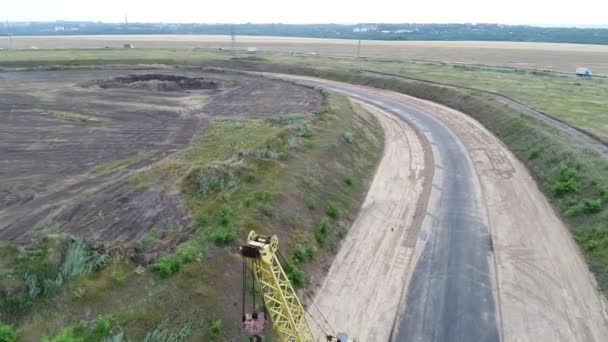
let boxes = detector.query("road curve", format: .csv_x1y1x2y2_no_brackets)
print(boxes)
274,74,500,341
263,73,608,342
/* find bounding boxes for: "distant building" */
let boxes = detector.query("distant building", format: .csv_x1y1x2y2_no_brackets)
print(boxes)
576,67,592,78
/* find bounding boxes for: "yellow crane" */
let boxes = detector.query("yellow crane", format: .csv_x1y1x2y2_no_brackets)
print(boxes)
240,230,348,342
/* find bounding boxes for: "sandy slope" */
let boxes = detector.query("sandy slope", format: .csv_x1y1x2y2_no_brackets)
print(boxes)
309,101,430,341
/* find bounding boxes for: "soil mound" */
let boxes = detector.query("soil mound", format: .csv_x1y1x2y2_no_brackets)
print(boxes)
96,74,219,91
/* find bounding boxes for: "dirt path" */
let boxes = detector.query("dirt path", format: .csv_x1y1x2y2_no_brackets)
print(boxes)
309,101,430,341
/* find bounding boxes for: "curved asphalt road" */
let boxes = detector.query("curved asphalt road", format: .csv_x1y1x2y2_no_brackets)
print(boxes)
269,74,500,342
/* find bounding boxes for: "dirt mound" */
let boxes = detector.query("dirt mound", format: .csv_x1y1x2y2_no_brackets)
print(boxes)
96,74,219,91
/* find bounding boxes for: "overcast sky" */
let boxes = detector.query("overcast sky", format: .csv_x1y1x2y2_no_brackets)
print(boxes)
5,0,608,27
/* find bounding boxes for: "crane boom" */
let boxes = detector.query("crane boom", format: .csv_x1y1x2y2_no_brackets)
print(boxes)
241,230,315,342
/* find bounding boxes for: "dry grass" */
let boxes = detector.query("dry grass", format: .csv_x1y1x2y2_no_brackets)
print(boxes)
2,35,608,74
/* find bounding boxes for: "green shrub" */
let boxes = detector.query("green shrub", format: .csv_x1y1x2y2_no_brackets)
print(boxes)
151,245,199,278
217,206,233,226
344,176,354,186
211,226,237,245
208,320,223,340
282,259,305,286
0,320,17,342
315,218,331,247
89,315,118,341
582,198,603,214
575,227,608,253
552,177,578,196
527,147,542,160
151,258,181,278
292,244,315,263
325,202,340,219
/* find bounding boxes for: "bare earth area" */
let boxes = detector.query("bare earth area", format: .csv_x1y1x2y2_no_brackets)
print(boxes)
0,69,322,254
276,75,608,341
3,35,608,74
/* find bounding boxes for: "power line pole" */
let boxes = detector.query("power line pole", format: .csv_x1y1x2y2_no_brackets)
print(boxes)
357,39,361,58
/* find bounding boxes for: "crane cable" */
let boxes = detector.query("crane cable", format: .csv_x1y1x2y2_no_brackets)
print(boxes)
276,250,338,338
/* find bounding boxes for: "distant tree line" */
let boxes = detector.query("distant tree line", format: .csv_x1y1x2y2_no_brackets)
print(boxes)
3,22,608,45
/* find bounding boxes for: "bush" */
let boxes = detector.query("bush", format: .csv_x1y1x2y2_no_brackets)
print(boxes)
211,226,237,245
89,315,118,341
527,147,542,160
325,202,340,219
551,164,579,197
217,207,233,226
575,227,608,253
282,259,305,286
151,258,181,278
292,244,315,263
344,176,354,186
208,320,223,340
151,245,199,278
0,320,17,342
315,218,331,247
583,198,603,214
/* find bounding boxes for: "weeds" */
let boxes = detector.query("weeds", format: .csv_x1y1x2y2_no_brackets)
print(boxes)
208,320,223,341
282,259,305,287
0,320,17,342
152,245,199,278
551,164,579,196
325,202,340,219
143,320,192,342
291,244,315,263
344,176,354,186
42,315,121,342
210,226,237,245
196,168,239,198
314,218,331,247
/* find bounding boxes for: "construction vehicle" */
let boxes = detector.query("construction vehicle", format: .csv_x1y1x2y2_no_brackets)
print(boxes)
240,230,349,342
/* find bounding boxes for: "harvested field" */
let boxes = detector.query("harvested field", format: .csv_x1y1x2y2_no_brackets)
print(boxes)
0,69,322,253
3,35,608,74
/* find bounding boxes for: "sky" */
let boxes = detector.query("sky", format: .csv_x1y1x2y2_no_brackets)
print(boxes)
4,0,608,27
